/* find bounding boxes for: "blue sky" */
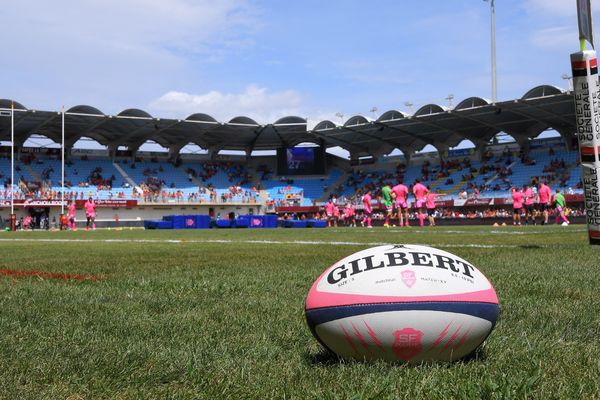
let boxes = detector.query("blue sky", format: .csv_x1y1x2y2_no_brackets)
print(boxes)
1,0,598,133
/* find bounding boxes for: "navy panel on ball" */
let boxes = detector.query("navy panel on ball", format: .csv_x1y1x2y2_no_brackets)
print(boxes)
305,302,499,330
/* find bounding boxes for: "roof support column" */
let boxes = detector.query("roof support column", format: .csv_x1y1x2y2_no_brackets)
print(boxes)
434,144,449,163
514,136,530,155
555,129,576,151
245,148,253,167
107,144,118,161
474,140,489,162
208,147,219,161
168,143,185,163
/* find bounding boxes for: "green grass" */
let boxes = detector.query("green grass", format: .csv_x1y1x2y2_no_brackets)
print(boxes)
0,225,598,399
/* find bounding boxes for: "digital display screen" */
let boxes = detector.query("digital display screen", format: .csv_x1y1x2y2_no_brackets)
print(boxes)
277,146,326,175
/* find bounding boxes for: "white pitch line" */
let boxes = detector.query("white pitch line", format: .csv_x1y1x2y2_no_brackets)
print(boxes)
0,237,535,249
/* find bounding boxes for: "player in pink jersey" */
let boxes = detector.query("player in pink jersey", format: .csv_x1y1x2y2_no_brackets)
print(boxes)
522,184,536,225
425,187,444,227
68,200,77,231
392,180,409,227
345,203,356,227
537,180,552,225
511,187,523,226
324,198,335,227
84,197,97,231
362,190,373,228
412,179,429,227
333,204,340,227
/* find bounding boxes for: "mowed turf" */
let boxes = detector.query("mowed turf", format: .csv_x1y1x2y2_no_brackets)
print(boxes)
0,226,598,399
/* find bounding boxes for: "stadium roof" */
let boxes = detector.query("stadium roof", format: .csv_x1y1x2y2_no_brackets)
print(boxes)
0,84,576,158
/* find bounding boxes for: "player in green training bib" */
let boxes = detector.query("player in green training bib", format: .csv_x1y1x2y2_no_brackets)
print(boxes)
553,189,570,225
381,183,394,228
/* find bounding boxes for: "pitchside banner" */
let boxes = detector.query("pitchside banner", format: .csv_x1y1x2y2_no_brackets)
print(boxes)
571,50,600,245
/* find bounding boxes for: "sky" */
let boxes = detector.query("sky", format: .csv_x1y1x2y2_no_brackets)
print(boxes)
1,0,599,152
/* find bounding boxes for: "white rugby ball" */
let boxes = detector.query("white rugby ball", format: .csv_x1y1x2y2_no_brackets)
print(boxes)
305,244,499,363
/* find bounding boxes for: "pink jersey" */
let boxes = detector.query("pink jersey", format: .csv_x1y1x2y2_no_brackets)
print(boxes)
333,206,340,218
511,190,523,209
413,183,428,201
362,193,372,213
425,193,438,209
345,205,355,217
68,203,76,217
392,184,408,203
524,188,535,205
84,200,96,217
538,184,551,204
324,201,334,216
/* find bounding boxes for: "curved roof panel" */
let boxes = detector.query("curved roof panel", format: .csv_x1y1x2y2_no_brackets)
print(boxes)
522,85,563,99
185,113,217,123
229,116,258,125
274,116,306,125
378,110,407,121
455,97,489,110
0,99,27,110
415,104,446,116
66,105,104,115
0,84,577,157
118,108,153,118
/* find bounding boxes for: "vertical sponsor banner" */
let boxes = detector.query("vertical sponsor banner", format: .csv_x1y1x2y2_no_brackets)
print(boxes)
571,50,600,245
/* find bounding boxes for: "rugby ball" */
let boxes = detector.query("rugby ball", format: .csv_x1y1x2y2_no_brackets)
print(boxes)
305,244,499,363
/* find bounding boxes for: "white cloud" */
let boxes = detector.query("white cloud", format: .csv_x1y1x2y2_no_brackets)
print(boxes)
1,0,259,111
149,85,304,123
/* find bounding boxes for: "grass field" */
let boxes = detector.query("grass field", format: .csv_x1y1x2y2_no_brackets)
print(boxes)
0,225,598,399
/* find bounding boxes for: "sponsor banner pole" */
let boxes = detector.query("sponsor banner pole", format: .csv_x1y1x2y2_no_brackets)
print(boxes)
10,101,15,230
61,106,65,216
571,50,600,245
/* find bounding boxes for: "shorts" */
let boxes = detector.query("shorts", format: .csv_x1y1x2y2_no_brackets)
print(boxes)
416,199,425,208
384,204,393,213
395,200,408,209
513,207,521,215
556,206,564,213
525,204,535,213
364,210,372,216
538,203,549,211
86,214,95,219
427,208,435,216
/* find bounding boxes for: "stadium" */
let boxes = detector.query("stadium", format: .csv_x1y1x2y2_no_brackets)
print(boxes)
0,1,599,399
0,85,584,229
